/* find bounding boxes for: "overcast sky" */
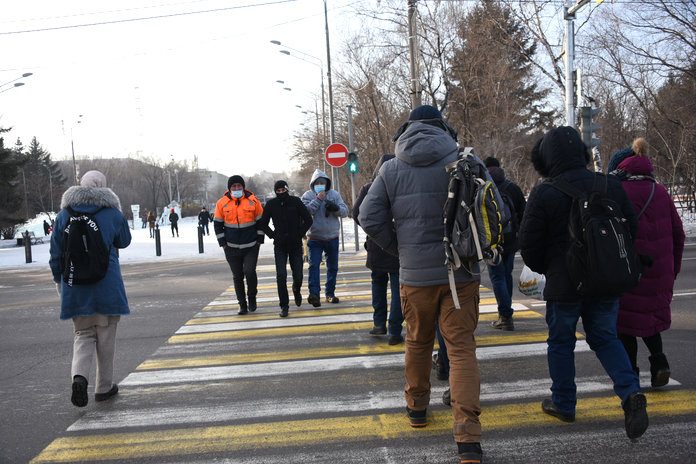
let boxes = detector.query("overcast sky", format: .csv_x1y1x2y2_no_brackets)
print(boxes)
0,0,366,177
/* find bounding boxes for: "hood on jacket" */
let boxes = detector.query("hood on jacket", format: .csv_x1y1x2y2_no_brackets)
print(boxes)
531,126,589,178
487,166,506,184
618,154,654,177
373,154,395,179
394,122,459,168
309,169,332,190
60,186,122,213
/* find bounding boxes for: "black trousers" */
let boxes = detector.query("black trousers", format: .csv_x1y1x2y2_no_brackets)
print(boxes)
200,222,210,235
224,244,260,307
171,223,179,236
274,244,304,309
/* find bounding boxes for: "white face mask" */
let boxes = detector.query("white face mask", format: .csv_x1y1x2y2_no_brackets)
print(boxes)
314,184,326,194
231,190,243,199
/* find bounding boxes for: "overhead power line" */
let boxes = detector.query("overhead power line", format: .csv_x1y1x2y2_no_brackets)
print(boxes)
0,0,297,36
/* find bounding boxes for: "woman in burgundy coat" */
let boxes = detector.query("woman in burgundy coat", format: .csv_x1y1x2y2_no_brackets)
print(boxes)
609,138,685,388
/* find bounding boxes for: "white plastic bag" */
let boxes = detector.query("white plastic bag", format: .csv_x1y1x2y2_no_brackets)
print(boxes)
518,265,545,300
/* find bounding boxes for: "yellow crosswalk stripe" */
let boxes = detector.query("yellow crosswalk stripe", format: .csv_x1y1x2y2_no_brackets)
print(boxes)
30,390,696,463
145,329,561,370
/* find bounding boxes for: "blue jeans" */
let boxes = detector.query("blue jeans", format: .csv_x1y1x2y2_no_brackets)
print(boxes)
308,238,339,297
371,270,403,336
546,299,640,415
487,252,515,318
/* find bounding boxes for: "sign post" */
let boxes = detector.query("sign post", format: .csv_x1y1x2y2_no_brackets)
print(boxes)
324,143,349,251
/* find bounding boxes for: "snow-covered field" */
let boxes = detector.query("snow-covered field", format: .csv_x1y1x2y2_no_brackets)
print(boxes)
0,216,366,270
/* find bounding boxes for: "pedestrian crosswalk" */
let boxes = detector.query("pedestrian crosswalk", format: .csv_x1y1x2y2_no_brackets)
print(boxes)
30,255,696,463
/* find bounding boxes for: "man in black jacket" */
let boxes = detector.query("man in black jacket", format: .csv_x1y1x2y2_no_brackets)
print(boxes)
519,126,648,440
483,157,526,331
353,154,403,345
259,180,313,317
198,207,211,235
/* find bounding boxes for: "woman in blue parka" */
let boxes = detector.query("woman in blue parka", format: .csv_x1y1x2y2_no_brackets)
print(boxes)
49,170,131,408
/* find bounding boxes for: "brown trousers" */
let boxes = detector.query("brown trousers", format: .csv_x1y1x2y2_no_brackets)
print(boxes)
401,281,481,443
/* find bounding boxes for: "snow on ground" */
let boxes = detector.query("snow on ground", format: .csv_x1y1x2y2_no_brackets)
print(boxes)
0,216,367,270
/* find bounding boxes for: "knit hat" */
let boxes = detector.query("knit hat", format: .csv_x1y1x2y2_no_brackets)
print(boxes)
607,147,633,173
80,170,107,188
274,180,288,191
484,156,501,168
409,104,442,121
227,175,245,189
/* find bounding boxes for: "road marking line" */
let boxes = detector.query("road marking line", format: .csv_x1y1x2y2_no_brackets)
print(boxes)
31,390,696,463
124,341,589,385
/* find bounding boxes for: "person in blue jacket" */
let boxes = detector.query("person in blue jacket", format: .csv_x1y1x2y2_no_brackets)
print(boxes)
49,170,131,408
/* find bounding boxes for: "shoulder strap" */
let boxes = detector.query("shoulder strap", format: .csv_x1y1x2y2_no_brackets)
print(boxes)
548,177,583,200
637,181,656,219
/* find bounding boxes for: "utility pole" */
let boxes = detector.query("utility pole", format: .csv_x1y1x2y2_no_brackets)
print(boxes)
564,0,595,128
347,105,359,252
407,0,421,109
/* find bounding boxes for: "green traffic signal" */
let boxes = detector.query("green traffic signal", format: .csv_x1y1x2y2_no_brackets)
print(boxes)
347,152,359,173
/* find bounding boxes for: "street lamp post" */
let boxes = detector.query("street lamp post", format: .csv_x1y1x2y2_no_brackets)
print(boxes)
44,164,54,212
69,115,83,185
0,72,33,95
174,169,181,203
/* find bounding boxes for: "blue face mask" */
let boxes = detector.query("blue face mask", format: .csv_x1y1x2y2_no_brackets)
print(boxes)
231,190,243,199
314,184,326,194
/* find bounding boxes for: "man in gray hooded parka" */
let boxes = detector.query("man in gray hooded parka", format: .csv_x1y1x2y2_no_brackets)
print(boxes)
358,105,483,463
301,169,348,307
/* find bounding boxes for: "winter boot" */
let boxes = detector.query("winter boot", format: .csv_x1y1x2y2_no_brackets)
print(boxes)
248,296,257,313
71,375,88,408
649,353,671,388
623,392,649,439
490,315,514,331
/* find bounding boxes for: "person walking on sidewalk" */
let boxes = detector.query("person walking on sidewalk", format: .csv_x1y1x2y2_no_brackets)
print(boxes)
353,154,404,345
169,208,179,237
259,180,313,318
358,105,483,464
608,138,685,388
214,175,265,315
483,156,526,331
49,170,131,408
519,126,648,439
301,170,348,308
147,210,156,238
198,207,211,235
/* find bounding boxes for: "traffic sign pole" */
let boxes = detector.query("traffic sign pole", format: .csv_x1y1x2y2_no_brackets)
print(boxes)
347,105,359,252
324,143,349,251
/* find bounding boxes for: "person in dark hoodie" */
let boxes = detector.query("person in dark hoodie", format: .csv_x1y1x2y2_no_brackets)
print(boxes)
353,154,403,345
198,207,211,235
169,208,179,237
259,180,313,318
301,170,348,307
483,157,526,331
214,175,265,315
49,170,131,407
519,126,648,440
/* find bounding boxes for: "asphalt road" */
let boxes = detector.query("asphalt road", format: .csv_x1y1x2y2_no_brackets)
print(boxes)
1,243,695,463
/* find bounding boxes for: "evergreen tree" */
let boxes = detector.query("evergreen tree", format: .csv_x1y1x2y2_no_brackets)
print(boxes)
446,0,554,175
0,131,27,238
20,137,67,216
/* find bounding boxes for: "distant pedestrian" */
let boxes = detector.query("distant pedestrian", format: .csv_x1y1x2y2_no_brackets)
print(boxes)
49,170,131,408
169,208,179,237
259,180,313,317
214,175,264,315
301,170,348,307
353,154,404,345
609,138,685,387
483,156,526,331
198,207,211,235
43,219,51,236
519,126,648,439
358,105,483,463
147,210,156,238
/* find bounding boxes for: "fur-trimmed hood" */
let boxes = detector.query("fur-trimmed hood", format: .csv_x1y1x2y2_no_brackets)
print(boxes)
60,186,122,212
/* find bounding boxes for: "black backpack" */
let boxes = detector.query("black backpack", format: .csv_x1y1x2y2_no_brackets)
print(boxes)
61,207,110,287
498,180,518,242
549,176,641,297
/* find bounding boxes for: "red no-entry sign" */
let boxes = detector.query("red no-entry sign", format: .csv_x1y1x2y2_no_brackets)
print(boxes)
324,143,349,168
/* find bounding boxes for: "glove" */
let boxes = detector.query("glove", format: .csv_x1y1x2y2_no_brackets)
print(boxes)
55,282,61,297
325,201,340,212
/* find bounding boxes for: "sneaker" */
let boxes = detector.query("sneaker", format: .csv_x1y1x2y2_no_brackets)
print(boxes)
457,442,482,464
406,407,428,428
307,294,321,308
325,295,340,304
71,375,88,408
432,353,449,381
491,315,514,331
369,326,387,336
388,334,404,345
541,398,575,422
279,307,289,318
95,384,119,402
442,388,451,406
623,392,649,439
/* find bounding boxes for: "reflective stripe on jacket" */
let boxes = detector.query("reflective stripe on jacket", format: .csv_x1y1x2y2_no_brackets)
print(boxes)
214,191,264,249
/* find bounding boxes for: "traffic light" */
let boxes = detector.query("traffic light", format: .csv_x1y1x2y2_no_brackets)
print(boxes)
579,106,601,149
347,152,359,174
